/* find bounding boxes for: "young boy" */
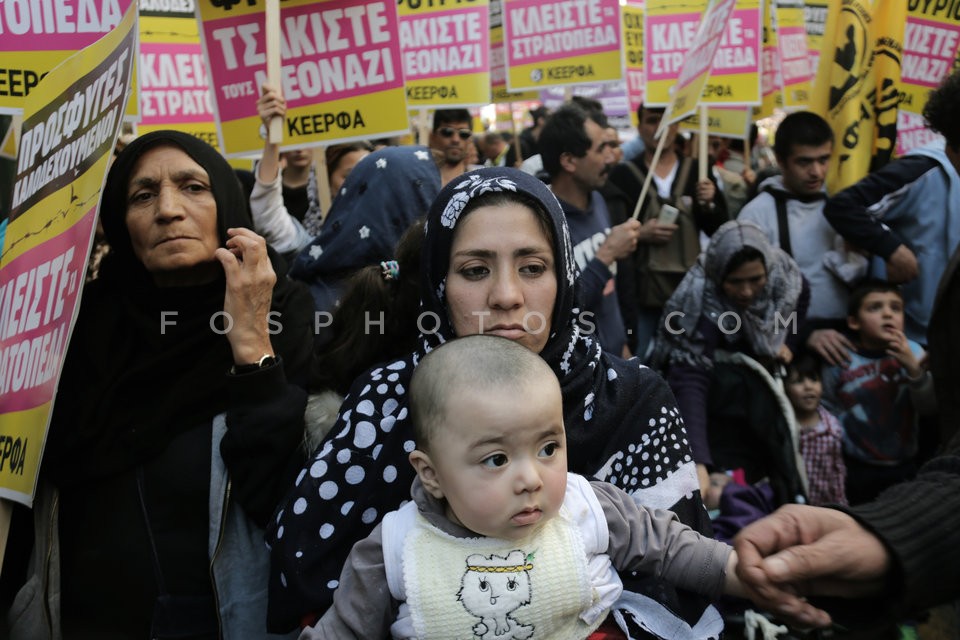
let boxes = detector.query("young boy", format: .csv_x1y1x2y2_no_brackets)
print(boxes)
822,280,936,505
784,352,847,506
304,335,746,639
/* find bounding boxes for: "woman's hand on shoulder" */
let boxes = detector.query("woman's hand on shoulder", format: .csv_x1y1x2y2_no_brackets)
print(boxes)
216,227,278,364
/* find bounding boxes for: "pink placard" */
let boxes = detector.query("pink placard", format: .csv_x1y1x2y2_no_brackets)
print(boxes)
711,7,760,77
140,42,214,125
902,16,960,89
0,0,135,52
645,12,701,82
504,0,620,66
896,109,944,156
399,5,489,81
778,25,811,85
202,0,404,122
0,208,95,414
675,0,735,91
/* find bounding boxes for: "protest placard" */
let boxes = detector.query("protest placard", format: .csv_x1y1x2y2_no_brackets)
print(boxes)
0,0,135,113
665,0,737,124
643,0,705,106
700,0,761,106
196,0,409,156
804,0,828,88
899,2,960,116
622,0,644,127
756,0,784,119
0,1,136,505
502,0,622,91
680,104,752,138
398,0,490,108
776,0,813,109
490,0,539,102
139,0,218,147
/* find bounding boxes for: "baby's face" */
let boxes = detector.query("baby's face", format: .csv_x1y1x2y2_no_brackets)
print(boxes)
427,378,567,541
785,373,822,415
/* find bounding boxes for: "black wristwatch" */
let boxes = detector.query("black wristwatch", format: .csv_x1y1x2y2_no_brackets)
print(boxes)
230,354,278,375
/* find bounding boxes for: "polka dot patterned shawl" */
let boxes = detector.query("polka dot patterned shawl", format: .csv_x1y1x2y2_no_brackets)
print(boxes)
267,168,720,637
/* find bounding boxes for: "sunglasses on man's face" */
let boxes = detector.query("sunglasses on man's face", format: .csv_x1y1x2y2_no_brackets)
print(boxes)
437,127,473,140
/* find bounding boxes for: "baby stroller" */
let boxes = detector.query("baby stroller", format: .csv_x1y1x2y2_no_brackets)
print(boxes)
707,350,808,511
703,351,816,640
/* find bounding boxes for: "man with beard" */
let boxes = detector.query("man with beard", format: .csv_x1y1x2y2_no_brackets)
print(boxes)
540,103,641,357
428,108,477,185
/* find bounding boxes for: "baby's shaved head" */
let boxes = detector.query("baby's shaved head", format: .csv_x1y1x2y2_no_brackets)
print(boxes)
410,335,558,449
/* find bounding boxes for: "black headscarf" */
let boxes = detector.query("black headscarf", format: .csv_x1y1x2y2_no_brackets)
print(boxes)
268,167,718,636
45,130,315,482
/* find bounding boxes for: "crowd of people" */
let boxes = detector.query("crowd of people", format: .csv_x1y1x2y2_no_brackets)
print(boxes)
2,67,960,640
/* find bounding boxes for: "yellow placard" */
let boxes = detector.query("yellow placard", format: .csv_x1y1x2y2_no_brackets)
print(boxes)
644,0,707,106
776,0,813,109
805,0,829,91
0,1,136,506
667,0,738,124
502,0,623,91
623,0,645,123
699,0,762,107
196,0,411,156
757,0,783,119
899,2,960,115
680,105,752,137
490,0,540,104
0,0,135,114
397,0,491,108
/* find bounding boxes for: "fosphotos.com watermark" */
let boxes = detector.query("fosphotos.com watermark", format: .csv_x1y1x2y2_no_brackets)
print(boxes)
156,310,800,337
662,311,800,336
157,310,597,336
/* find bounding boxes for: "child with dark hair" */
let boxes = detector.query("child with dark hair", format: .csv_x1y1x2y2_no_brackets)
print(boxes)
785,352,847,506
822,279,936,505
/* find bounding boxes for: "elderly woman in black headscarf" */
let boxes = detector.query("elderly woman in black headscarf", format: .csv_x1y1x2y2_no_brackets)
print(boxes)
5,131,314,639
268,167,721,639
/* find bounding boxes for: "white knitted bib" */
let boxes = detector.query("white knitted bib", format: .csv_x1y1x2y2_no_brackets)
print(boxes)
382,474,619,640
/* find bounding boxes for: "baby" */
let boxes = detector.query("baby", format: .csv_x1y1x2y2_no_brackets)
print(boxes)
303,334,747,639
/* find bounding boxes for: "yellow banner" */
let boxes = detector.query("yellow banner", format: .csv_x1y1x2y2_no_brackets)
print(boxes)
623,0,645,125
811,0,906,193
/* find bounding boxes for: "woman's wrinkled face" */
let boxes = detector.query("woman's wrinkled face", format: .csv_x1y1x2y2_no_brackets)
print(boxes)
445,203,557,353
125,145,221,287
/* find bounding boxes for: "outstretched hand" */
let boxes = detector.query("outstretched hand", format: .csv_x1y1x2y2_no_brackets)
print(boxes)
733,504,891,629
215,227,277,365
